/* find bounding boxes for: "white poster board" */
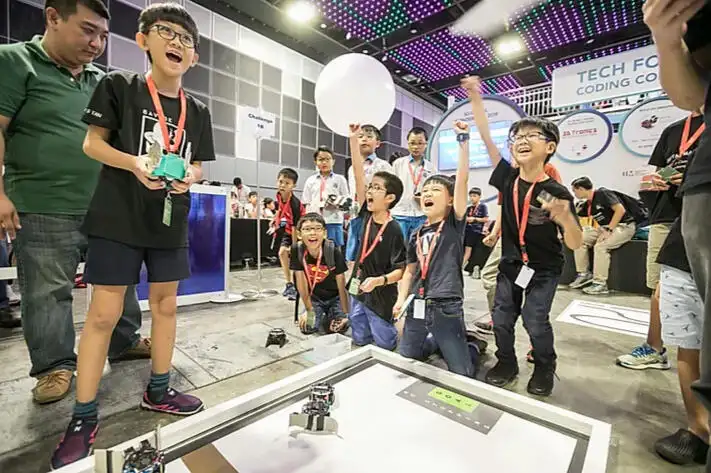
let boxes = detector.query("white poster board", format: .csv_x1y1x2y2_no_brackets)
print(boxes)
555,110,613,163
619,97,688,157
238,106,276,139
552,45,660,108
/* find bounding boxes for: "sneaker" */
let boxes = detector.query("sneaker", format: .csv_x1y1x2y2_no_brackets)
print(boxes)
583,283,609,295
465,330,488,354
7,286,20,306
0,307,21,328
527,362,556,396
50,417,98,470
33,369,74,404
616,343,670,370
283,283,297,301
472,320,493,336
471,266,481,279
485,361,519,387
141,387,205,416
655,429,709,465
569,273,593,289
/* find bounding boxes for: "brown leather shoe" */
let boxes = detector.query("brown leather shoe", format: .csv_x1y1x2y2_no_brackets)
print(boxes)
32,369,74,404
111,337,152,362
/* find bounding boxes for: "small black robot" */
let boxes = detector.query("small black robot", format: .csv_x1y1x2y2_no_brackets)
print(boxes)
288,383,338,435
121,439,164,473
265,328,288,348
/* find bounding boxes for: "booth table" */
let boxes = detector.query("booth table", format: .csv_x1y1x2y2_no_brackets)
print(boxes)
229,218,278,267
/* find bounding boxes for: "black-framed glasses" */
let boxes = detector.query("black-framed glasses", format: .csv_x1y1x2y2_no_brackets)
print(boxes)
151,24,196,49
508,132,548,145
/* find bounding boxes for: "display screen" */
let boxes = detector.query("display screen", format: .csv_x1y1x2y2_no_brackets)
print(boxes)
427,386,480,413
437,120,513,171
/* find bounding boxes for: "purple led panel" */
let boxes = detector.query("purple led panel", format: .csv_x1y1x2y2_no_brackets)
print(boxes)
511,0,644,54
543,38,652,77
315,0,454,42
390,29,499,82
441,74,522,100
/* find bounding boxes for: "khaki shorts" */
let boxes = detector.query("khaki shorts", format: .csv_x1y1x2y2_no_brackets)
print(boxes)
646,223,672,289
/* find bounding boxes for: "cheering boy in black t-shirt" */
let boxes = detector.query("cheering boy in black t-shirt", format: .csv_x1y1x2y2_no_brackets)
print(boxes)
461,76,582,397
395,120,476,377
272,168,305,301
347,124,406,351
290,213,350,335
51,4,215,469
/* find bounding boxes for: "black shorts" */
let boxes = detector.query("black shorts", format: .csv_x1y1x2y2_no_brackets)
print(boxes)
274,229,293,249
464,232,483,248
83,237,191,286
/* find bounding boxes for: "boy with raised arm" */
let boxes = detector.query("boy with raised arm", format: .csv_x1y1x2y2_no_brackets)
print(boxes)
461,76,582,397
394,120,476,377
51,4,213,467
347,124,406,350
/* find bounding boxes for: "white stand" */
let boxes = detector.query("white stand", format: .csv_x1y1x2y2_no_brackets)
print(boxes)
241,135,278,300
210,183,245,304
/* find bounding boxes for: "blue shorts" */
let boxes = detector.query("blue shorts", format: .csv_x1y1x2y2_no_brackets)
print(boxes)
349,297,397,350
395,215,427,242
326,223,345,247
345,216,362,262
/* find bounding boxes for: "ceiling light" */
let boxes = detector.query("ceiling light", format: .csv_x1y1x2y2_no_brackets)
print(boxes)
362,49,369,54
586,38,594,45
495,35,524,58
410,28,418,34
395,69,402,74
320,23,327,29
286,1,317,23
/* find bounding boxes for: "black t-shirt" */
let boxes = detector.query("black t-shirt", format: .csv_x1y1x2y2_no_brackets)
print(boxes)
489,159,578,277
656,218,690,274
290,244,347,302
81,71,216,248
576,188,635,226
407,211,466,300
648,115,704,223
348,207,407,321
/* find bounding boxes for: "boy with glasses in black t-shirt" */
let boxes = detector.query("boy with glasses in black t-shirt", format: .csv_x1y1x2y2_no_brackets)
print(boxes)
461,76,583,397
51,4,214,468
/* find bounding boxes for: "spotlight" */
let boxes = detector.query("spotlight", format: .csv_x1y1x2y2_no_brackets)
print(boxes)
362,49,369,54
320,23,327,29
287,1,317,23
495,35,524,57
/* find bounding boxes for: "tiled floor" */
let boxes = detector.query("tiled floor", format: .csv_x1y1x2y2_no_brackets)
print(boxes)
0,267,700,472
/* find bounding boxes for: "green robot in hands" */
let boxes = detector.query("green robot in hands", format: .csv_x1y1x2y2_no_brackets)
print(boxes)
146,140,191,187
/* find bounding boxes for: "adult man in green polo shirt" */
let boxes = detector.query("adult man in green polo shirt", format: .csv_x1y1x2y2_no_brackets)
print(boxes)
0,0,149,404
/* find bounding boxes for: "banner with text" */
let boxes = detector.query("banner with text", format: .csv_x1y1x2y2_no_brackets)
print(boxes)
551,45,661,108
619,97,688,157
555,110,614,163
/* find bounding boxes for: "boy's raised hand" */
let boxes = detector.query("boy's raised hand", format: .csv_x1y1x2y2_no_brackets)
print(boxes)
454,119,469,134
461,76,483,101
542,198,573,225
349,123,361,137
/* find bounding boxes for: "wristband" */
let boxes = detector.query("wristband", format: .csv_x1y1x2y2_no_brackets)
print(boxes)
383,275,388,285
456,133,470,143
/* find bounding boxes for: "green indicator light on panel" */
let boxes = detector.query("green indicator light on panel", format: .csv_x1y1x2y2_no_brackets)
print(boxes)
427,387,480,413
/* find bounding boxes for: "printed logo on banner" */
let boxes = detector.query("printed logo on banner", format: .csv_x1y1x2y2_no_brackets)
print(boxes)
551,45,660,108
619,97,688,157
555,110,613,163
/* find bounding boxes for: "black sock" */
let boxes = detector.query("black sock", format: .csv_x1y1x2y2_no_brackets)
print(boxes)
147,371,170,403
73,399,98,420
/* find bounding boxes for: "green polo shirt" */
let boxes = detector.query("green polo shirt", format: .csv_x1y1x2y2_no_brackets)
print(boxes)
0,35,103,215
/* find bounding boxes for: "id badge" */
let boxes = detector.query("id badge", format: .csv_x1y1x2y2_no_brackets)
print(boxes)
162,195,173,227
413,298,426,320
349,277,361,296
515,265,535,289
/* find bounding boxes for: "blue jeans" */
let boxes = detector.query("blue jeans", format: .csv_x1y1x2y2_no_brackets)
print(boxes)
0,239,11,309
345,217,362,262
326,223,345,247
395,215,427,242
14,214,143,378
302,296,347,335
349,297,397,350
492,270,559,366
399,298,475,377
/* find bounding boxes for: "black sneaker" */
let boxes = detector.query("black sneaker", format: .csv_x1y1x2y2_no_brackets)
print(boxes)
0,307,21,329
655,429,709,465
283,283,297,301
527,362,556,396
485,361,519,387
50,417,98,470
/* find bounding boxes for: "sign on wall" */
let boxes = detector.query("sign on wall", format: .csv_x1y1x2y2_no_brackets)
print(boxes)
238,106,276,139
619,97,689,157
551,45,660,108
555,110,614,163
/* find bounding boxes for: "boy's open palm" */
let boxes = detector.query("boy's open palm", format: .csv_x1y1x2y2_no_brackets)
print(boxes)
542,198,571,224
349,123,361,137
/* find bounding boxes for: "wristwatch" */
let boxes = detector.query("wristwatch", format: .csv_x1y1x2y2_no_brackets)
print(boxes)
456,133,470,143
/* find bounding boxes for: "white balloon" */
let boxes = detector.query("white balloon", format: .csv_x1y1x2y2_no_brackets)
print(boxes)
315,53,396,137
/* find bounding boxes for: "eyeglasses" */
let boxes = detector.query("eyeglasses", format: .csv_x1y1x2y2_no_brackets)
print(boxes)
301,226,325,233
508,132,548,144
151,24,196,49
315,157,332,163
367,183,387,193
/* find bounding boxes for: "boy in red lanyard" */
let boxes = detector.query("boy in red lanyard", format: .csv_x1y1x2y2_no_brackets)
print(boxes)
291,213,349,335
347,124,406,350
462,76,582,396
394,119,477,377
51,4,214,468
272,167,305,300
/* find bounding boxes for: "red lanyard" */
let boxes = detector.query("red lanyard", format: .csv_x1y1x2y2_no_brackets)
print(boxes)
146,73,186,154
408,161,425,188
587,199,592,217
512,174,547,264
679,114,706,157
359,214,391,265
416,219,445,297
303,249,323,297
469,204,478,217
319,175,328,201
